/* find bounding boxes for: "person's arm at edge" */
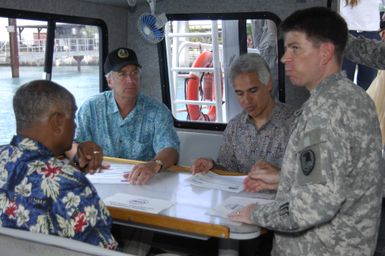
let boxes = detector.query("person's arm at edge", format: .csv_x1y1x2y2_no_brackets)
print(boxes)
345,33,385,70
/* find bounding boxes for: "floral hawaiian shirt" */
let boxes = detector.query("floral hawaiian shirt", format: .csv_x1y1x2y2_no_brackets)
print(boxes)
0,135,118,249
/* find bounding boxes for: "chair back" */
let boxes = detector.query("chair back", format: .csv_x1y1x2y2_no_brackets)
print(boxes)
0,226,131,256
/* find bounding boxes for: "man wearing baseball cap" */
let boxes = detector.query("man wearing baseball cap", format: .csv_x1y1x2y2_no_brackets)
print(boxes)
69,47,179,185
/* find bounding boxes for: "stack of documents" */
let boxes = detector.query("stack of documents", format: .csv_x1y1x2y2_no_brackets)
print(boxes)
207,196,273,219
186,171,245,192
104,193,175,214
86,163,134,184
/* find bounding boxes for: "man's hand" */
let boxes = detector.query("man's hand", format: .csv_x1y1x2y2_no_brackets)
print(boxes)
380,30,385,41
191,157,214,175
244,160,280,192
228,203,256,224
76,141,108,174
123,161,159,185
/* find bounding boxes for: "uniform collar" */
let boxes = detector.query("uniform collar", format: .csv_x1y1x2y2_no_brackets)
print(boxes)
310,71,344,97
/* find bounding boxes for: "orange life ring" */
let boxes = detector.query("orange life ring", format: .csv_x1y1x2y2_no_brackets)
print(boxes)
185,51,223,121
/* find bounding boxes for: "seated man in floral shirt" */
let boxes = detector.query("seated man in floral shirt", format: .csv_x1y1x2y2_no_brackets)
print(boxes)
0,80,118,249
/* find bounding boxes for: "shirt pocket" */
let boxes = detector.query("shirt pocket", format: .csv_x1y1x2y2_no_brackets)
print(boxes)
296,128,327,186
133,135,153,157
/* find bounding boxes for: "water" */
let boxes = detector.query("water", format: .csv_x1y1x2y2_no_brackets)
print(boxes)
0,66,215,145
0,65,99,145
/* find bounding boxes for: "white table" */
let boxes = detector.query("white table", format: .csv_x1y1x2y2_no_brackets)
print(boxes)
92,157,274,254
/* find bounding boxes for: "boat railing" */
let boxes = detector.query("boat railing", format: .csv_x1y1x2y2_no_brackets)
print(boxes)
0,37,99,64
165,20,224,123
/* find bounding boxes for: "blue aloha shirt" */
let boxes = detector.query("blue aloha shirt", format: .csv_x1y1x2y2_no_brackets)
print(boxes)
0,135,118,249
75,91,180,160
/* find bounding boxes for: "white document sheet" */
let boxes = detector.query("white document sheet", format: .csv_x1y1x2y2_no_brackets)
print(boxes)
86,162,134,184
186,171,245,192
207,196,273,219
104,192,175,214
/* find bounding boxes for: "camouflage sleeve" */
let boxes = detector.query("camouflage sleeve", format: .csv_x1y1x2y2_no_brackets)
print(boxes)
344,34,385,70
251,127,346,232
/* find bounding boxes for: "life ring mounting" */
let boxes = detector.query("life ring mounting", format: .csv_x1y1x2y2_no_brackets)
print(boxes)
185,51,223,121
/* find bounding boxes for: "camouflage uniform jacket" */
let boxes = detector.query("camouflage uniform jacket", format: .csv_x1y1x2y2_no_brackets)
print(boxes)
345,34,385,70
251,72,383,256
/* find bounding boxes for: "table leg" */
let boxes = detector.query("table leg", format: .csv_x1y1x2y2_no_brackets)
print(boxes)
218,238,239,256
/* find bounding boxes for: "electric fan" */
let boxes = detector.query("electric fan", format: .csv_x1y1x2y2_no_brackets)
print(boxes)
137,0,167,44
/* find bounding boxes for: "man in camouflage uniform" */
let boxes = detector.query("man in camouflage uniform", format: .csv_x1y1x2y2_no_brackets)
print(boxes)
229,7,383,256
345,31,385,256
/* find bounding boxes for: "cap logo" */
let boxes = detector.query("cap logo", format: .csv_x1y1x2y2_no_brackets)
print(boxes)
117,49,129,59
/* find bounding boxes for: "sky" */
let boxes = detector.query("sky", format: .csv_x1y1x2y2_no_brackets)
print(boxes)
0,17,47,43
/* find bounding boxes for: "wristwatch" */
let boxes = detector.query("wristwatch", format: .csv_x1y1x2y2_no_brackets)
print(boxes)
154,159,164,173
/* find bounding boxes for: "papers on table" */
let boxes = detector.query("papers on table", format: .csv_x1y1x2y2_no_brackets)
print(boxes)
86,162,134,184
207,196,273,219
186,171,245,192
104,193,175,214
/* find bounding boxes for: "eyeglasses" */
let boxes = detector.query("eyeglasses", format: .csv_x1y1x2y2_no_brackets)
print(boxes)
116,70,140,80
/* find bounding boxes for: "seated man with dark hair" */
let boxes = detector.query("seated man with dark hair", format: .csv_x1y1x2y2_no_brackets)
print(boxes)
0,80,118,249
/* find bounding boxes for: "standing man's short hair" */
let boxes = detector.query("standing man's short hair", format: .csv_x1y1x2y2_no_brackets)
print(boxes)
279,7,348,63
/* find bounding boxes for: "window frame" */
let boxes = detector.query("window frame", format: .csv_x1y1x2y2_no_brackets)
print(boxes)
158,12,284,131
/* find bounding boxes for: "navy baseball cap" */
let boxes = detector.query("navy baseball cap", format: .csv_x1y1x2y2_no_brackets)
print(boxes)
104,47,142,74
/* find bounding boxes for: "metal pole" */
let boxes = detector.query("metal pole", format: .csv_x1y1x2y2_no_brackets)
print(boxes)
8,18,19,78
165,22,177,115
211,21,223,122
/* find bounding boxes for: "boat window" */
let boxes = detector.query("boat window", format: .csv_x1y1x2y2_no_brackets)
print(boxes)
51,23,101,107
0,8,107,145
159,13,283,131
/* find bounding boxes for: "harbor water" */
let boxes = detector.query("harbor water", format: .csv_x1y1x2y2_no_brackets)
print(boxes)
0,65,99,145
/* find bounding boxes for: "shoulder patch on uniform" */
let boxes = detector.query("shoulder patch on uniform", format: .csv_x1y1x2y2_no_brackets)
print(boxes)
300,149,316,176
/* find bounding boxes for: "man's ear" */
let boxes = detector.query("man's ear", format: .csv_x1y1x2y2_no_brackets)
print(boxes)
266,78,273,93
106,76,113,89
320,42,335,65
48,112,65,135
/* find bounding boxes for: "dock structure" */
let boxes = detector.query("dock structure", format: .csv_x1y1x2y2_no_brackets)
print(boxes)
0,22,99,76
0,37,99,66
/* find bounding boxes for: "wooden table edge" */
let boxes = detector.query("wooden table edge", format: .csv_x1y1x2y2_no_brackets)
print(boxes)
107,206,230,238
103,156,245,176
